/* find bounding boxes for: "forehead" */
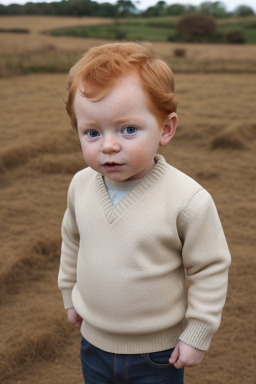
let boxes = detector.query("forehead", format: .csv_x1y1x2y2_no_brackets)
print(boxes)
74,73,149,112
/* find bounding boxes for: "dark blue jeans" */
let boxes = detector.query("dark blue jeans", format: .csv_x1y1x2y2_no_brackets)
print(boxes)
80,337,184,384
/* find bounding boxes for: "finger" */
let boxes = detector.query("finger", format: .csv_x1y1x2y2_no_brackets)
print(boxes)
74,315,83,328
76,317,83,328
169,346,179,364
174,358,184,369
75,320,82,328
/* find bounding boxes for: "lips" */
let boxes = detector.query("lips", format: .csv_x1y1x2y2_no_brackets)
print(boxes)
103,162,123,171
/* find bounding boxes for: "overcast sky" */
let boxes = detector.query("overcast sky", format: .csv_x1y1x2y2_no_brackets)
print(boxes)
0,0,255,13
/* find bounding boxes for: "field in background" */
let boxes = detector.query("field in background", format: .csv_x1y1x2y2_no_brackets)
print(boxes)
0,16,113,76
0,15,256,384
48,15,256,43
0,15,113,33
1,16,256,76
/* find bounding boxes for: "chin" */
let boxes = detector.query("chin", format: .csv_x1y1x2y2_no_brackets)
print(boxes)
107,175,128,182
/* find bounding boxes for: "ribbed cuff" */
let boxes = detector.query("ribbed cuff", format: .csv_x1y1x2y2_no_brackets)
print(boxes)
179,319,215,351
61,288,74,309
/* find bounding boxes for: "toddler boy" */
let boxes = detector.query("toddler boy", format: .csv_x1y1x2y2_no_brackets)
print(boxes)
58,42,231,384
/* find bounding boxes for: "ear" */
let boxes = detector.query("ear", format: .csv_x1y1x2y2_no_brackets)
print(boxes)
159,112,178,146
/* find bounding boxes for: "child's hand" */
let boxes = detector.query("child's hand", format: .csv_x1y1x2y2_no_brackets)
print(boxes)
67,307,83,329
169,340,205,368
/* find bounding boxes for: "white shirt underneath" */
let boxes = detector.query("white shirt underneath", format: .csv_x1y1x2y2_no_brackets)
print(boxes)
104,177,143,206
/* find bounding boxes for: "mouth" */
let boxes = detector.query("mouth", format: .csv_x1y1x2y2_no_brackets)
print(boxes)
103,162,123,171
104,162,120,166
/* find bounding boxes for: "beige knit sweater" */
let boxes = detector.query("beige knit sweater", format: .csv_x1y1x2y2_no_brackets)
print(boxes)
58,155,231,354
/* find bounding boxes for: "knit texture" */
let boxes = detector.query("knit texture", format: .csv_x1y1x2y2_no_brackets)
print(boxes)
58,155,231,353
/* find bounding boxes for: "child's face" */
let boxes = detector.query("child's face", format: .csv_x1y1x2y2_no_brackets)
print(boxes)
74,73,175,181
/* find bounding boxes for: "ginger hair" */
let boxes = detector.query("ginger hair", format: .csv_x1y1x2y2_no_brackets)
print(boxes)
65,42,178,129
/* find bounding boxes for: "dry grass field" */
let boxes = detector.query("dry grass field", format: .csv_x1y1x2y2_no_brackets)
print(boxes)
0,16,256,384
0,15,113,33
1,15,256,76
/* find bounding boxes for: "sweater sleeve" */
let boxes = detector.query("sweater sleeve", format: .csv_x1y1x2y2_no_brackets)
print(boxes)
177,189,231,351
58,176,80,309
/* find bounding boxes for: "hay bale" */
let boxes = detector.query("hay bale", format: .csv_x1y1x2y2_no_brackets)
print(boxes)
210,123,256,150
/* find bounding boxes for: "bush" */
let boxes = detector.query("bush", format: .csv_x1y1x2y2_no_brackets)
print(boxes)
177,13,216,38
0,28,29,33
245,21,256,29
235,5,254,17
173,48,186,57
114,29,127,40
224,30,245,44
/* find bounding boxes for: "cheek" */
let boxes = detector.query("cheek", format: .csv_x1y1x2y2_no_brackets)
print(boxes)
80,142,97,163
127,147,151,165
127,136,159,157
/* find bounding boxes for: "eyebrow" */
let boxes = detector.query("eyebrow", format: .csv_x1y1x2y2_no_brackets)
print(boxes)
79,121,99,128
113,116,142,125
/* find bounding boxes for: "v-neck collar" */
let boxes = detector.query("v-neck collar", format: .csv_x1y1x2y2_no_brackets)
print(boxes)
104,177,142,191
96,155,168,224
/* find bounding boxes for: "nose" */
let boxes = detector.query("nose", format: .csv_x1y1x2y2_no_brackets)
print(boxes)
101,134,120,154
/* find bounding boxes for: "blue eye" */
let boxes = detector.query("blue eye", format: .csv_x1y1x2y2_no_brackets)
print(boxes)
124,126,137,135
87,130,99,137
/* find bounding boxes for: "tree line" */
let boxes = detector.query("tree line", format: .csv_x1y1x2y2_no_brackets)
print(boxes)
0,0,255,18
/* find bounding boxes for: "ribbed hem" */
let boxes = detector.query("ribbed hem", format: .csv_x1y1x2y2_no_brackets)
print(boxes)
80,319,185,354
179,319,215,351
61,288,74,309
